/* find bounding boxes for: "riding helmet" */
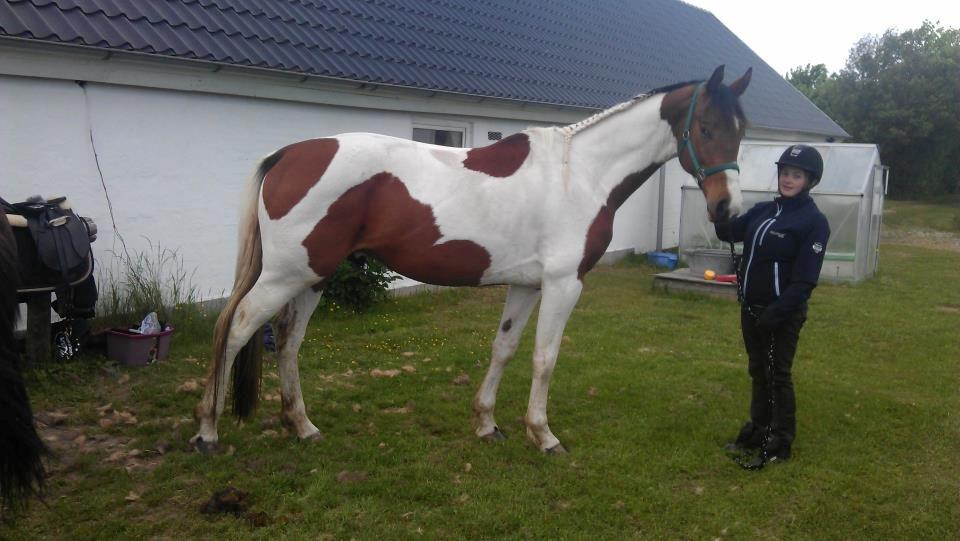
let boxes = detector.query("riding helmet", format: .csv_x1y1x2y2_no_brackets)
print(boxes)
775,144,824,188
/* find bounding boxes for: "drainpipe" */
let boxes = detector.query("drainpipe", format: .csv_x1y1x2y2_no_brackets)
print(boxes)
655,165,666,251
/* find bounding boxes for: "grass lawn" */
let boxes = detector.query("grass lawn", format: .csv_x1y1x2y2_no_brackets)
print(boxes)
3,209,958,539
883,196,960,233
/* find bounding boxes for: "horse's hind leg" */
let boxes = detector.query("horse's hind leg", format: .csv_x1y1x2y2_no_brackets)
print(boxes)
273,288,323,440
474,285,541,440
193,278,304,449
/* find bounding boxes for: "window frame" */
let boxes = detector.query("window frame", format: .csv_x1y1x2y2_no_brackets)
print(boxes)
411,119,472,148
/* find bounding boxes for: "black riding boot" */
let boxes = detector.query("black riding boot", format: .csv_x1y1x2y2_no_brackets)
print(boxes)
724,420,764,455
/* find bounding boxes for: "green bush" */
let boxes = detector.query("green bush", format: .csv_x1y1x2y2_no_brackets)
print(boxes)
320,253,399,312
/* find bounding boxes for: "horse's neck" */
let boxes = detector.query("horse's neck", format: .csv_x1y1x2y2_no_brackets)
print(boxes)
565,96,675,203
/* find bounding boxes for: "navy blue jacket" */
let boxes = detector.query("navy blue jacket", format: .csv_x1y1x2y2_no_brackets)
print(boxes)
715,193,830,326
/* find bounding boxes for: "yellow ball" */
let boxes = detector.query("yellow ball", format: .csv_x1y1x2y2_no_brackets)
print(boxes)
703,270,716,280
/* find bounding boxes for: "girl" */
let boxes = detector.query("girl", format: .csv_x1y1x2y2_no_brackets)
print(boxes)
716,144,831,466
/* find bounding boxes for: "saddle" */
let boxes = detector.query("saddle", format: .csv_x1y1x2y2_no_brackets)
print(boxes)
1,195,98,318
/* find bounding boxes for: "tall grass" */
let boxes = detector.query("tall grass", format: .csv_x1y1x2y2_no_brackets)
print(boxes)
94,243,212,341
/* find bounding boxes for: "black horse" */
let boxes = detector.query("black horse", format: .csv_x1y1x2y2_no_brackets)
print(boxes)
0,211,47,512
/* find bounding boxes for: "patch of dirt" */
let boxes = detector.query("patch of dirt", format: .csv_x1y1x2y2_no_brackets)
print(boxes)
882,227,960,253
336,470,368,483
35,407,175,478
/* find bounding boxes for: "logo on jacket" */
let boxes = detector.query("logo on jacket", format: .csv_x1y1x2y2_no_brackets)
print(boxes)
812,242,824,254
768,230,785,238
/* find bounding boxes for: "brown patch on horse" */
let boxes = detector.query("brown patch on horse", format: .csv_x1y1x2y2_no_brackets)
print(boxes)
577,164,662,280
462,133,530,177
262,138,340,220
501,319,512,333
302,172,492,286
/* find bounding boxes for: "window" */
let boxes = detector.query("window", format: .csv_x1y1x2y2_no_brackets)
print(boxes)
412,127,464,147
412,121,469,147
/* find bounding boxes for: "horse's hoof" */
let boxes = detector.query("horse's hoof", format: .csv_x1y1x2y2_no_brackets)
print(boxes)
300,431,324,443
545,443,568,455
481,427,507,441
193,437,220,455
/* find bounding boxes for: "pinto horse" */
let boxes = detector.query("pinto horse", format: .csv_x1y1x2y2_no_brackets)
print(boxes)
194,65,752,454
0,211,47,511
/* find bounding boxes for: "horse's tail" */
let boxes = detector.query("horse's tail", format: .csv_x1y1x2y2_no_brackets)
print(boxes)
0,212,48,511
211,153,280,421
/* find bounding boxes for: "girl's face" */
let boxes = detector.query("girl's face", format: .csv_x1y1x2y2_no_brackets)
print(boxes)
778,166,810,197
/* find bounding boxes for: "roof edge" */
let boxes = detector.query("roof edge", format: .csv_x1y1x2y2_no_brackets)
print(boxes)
0,37,598,124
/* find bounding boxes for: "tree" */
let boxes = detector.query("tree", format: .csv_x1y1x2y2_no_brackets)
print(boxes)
786,63,829,97
789,22,960,197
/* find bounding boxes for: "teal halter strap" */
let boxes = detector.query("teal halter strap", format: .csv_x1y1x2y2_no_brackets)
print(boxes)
678,82,740,187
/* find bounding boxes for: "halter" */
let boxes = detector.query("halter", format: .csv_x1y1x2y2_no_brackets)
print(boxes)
678,82,740,187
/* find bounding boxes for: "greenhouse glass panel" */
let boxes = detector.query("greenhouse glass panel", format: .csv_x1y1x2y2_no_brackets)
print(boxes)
676,142,884,283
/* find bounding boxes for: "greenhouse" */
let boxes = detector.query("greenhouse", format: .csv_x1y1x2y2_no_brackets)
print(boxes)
678,142,886,283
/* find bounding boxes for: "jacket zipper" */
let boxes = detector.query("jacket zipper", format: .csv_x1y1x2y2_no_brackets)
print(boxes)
742,203,782,299
774,262,780,296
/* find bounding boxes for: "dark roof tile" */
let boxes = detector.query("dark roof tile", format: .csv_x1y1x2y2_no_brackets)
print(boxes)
0,0,848,137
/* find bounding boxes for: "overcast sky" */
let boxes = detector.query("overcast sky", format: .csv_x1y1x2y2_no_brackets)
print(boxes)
681,0,960,76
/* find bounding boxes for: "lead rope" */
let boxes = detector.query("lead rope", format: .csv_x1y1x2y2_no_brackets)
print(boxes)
726,218,745,304
734,324,777,470
727,238,743,304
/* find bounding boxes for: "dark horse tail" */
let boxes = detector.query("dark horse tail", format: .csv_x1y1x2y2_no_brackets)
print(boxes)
207,153,281,421
0,212,48,511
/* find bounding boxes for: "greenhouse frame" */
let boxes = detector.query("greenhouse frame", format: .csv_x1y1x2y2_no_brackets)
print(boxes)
678,142,887,283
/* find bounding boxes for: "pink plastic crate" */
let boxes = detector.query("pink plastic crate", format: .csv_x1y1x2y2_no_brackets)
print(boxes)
105,327,175,366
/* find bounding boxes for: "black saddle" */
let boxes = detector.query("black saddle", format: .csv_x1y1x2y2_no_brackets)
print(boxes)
1,195,98,318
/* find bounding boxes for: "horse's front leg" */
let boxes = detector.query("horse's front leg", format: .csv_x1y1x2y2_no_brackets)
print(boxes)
526,275,583,453
474,285,541,440
274,289,324,440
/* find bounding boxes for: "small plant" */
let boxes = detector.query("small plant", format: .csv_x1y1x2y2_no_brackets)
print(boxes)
319,253,399,312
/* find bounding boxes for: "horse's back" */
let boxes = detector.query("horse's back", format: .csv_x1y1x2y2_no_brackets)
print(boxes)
256,130,561,287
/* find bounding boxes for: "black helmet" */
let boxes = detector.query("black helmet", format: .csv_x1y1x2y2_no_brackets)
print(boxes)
776,144,823,188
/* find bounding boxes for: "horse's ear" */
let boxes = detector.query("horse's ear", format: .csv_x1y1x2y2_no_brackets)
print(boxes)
729,67,753,96
706,65,725,94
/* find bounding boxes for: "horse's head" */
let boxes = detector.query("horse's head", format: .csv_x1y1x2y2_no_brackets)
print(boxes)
663,65,752,222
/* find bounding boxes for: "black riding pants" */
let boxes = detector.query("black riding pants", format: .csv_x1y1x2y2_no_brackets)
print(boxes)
740,306,806,449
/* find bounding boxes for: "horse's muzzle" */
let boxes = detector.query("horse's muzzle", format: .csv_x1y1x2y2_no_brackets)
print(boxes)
709,198,731,223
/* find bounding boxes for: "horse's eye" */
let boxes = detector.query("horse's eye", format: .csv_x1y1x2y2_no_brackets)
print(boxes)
700,127,712,139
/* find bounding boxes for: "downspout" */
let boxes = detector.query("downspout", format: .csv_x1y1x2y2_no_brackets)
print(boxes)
655,165,666,251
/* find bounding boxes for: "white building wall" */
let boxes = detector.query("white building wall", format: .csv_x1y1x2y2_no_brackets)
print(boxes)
608,174,660,256
5,74,657,299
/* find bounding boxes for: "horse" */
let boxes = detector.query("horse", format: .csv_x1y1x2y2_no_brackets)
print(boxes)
0,210,48,512
193,65,752,454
